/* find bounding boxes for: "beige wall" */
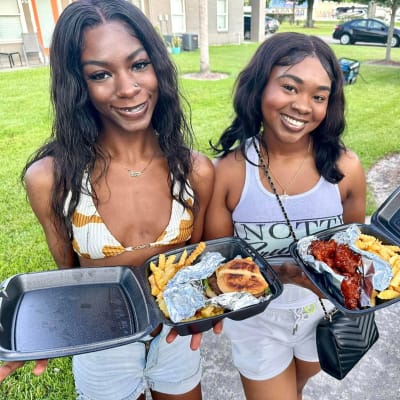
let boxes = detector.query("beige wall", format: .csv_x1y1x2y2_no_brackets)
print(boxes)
208,1,245,45
147,1,171,35
184,0,199,34
145,0,246,45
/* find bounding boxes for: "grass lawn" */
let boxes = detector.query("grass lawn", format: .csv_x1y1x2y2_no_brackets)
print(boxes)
0,32,399,398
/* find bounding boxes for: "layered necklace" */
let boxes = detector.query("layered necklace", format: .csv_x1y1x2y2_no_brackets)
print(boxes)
253,136,311,202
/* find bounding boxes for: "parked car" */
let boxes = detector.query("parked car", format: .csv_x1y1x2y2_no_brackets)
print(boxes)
244,15,279,40
332,18,400,47
265,16,280,33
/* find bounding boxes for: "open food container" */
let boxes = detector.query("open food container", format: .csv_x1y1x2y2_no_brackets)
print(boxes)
0,237,282,361
290,187,400,316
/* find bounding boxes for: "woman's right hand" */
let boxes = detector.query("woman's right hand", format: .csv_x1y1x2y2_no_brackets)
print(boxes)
0,359,48,383
166,320,224,350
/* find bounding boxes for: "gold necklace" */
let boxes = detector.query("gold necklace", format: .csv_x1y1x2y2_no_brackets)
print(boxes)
253,138,298,239
119,153,155,177
257,138,311,201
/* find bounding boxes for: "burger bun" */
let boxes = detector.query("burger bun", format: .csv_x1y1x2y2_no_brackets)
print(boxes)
210,257,268,297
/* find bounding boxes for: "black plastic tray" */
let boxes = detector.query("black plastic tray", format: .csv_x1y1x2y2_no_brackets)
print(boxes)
289,187,400,316
0,267,155,361
0,237,282,361
145,237,283,335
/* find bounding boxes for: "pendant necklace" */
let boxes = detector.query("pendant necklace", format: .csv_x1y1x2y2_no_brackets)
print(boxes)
121,153,155,177
255,137,311,202
110,131,159,177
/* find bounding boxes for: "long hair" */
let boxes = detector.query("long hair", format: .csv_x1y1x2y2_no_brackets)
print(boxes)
212,32,346,183
22,0,194,238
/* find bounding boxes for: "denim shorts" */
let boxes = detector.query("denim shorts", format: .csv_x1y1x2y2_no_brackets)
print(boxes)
73,325,201,400
223,299,333,380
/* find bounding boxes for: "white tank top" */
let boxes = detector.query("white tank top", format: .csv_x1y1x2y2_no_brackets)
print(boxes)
232,140,344,309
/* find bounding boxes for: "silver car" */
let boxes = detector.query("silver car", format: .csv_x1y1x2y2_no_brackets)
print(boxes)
244,15,280,40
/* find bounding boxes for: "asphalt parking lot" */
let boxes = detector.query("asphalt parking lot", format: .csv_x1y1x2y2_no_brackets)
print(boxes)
200,302,400,399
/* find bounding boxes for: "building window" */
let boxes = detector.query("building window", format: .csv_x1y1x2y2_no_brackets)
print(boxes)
217,0,228,32
0,0,23,42
171,0,185,34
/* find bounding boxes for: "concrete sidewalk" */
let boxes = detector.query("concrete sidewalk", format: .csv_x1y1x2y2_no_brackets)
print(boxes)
200,302,400,399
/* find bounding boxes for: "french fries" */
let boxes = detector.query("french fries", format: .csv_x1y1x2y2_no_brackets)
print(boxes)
184,241,206,266
355,233,400,300
181,305,224,321
148,242,219,320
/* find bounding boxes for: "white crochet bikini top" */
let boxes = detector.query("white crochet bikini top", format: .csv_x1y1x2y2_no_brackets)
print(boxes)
65,173,194,259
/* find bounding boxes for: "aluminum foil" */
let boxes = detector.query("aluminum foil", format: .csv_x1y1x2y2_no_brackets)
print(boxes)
297,224,392,308
163,252,270,323
206,292,261,310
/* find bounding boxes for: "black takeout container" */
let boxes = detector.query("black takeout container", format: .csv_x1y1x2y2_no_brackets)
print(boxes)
0,237,282,361
290,187,400,315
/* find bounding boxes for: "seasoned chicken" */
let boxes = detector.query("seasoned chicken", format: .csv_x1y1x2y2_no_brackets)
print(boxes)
310,239,361,309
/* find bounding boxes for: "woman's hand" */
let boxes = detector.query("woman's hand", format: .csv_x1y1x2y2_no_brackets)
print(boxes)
0,359,48,383
275,261,305,285
275,262,325,297
166,320,224,350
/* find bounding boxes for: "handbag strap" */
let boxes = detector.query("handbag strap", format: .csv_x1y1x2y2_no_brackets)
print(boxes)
253,137,335,321
318,298,338,321
252,138,298,242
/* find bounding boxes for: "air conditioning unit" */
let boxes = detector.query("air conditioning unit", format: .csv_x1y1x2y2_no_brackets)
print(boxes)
182,33,198,51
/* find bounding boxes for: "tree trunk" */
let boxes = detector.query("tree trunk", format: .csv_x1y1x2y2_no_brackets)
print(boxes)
305,0,314,27
292,1,296,24
199,0,210,74
385,3,399,62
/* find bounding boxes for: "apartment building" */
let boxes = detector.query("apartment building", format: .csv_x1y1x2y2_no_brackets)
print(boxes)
0,0,245,67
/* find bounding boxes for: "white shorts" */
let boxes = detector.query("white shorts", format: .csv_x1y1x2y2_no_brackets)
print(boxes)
73,325,201,400
223,299,333,380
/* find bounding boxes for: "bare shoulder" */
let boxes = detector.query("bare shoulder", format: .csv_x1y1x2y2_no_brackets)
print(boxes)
190,151,215,191
337,148,366,222
337,148,363,172
191,150,213,169
191,151,214,179
214,148,245,173
212,149,246,194
24,156,55,192
337,148,365,185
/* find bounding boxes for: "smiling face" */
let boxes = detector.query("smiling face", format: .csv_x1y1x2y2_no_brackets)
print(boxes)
80,21,158,136
261,56,331,145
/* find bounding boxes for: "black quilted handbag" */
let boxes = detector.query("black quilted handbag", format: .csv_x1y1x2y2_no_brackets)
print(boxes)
316,306,379,380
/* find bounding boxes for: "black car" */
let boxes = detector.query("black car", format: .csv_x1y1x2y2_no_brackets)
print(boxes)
333,18,400,47
244,15,279,40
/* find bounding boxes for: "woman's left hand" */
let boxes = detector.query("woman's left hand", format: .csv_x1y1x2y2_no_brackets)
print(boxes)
276,262,325,297
275,261,305,285
0,359,48,384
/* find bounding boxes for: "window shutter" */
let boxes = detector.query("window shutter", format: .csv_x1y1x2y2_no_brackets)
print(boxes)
0,0,22,42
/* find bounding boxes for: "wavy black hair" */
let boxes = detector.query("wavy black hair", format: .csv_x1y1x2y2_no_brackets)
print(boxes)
212,32,346,183
22,0,194,238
